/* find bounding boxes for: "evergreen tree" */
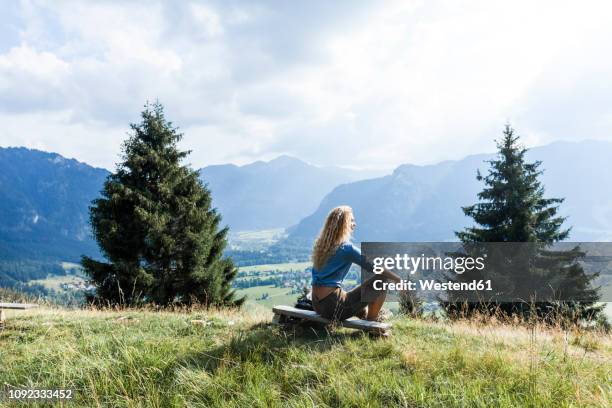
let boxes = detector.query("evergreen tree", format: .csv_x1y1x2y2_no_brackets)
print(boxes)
82,102,244,307
442,124,602,322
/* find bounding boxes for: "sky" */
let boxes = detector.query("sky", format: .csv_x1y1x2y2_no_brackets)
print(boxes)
1,0,612,171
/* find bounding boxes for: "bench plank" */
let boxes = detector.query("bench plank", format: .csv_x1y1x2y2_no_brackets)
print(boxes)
0,303,39,310
272,305,390,333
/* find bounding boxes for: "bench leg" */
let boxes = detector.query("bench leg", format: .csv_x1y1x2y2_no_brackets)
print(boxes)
272,313,289,324
0,309,5,330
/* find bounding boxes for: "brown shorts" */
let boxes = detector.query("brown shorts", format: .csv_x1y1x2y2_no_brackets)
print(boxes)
312,275,388,321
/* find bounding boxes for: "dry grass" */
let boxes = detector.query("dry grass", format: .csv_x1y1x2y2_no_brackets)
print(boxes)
1,305,610,407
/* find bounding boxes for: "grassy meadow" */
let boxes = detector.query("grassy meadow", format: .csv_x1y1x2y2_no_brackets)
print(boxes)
235,285,298,309
228,228,287,251
29,274,86,291
233,261,312,308
1,306,610,407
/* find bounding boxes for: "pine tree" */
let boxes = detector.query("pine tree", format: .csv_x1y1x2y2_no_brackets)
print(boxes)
82,102,244,307
442,124,602,322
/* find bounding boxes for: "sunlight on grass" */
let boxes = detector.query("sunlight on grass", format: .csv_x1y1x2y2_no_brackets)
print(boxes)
1,307,610,407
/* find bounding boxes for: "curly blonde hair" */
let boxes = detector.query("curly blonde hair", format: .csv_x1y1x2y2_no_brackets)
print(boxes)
312,206,354,270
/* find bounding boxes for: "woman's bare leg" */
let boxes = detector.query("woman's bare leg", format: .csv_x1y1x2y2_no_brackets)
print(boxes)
366,292,387,320
365,269,399,320
347,273,395,321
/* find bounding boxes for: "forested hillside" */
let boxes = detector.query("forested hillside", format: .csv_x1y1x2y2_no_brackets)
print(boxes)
0,147,108,261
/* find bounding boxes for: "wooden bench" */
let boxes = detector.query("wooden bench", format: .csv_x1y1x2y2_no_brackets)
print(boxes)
0,303,39,329
272,305,391,336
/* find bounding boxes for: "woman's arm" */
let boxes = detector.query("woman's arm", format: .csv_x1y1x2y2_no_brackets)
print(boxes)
344,243,401,282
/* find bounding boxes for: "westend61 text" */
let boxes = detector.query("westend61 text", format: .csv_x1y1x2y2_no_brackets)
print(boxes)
373,279,493,292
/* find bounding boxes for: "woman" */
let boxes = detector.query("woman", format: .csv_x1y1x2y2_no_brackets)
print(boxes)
311,205,400,321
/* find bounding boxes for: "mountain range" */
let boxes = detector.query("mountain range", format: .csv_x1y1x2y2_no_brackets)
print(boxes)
0,149,378,261
199,155,382,230
1,140,610,263
288,140,612,242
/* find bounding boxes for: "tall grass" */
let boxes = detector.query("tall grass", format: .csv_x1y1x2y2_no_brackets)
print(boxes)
0,306,610,407
0,287,41,304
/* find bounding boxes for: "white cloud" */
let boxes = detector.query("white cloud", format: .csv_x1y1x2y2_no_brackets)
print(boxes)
0,45,71,111
190,3,224,37
0,44,69,79
1,0,612,170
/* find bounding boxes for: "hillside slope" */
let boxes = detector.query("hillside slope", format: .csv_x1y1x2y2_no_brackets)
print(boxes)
0,147,108,261
289,140,612,242
1,307,610,407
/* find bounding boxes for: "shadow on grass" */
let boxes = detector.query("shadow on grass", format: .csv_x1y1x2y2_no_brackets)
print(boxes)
177,320,368,375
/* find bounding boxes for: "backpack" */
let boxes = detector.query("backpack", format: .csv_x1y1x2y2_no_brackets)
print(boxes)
294,288,314,311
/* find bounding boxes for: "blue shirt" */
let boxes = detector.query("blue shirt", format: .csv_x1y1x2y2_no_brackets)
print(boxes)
311,242,367,287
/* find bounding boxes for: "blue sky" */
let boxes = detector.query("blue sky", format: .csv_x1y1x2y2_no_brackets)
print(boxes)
1,0,612,170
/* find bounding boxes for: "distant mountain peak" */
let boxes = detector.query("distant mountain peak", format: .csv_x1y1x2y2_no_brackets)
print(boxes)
0,146,108,171
244,155,309,170
198,155,373,231
269,154,303,164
